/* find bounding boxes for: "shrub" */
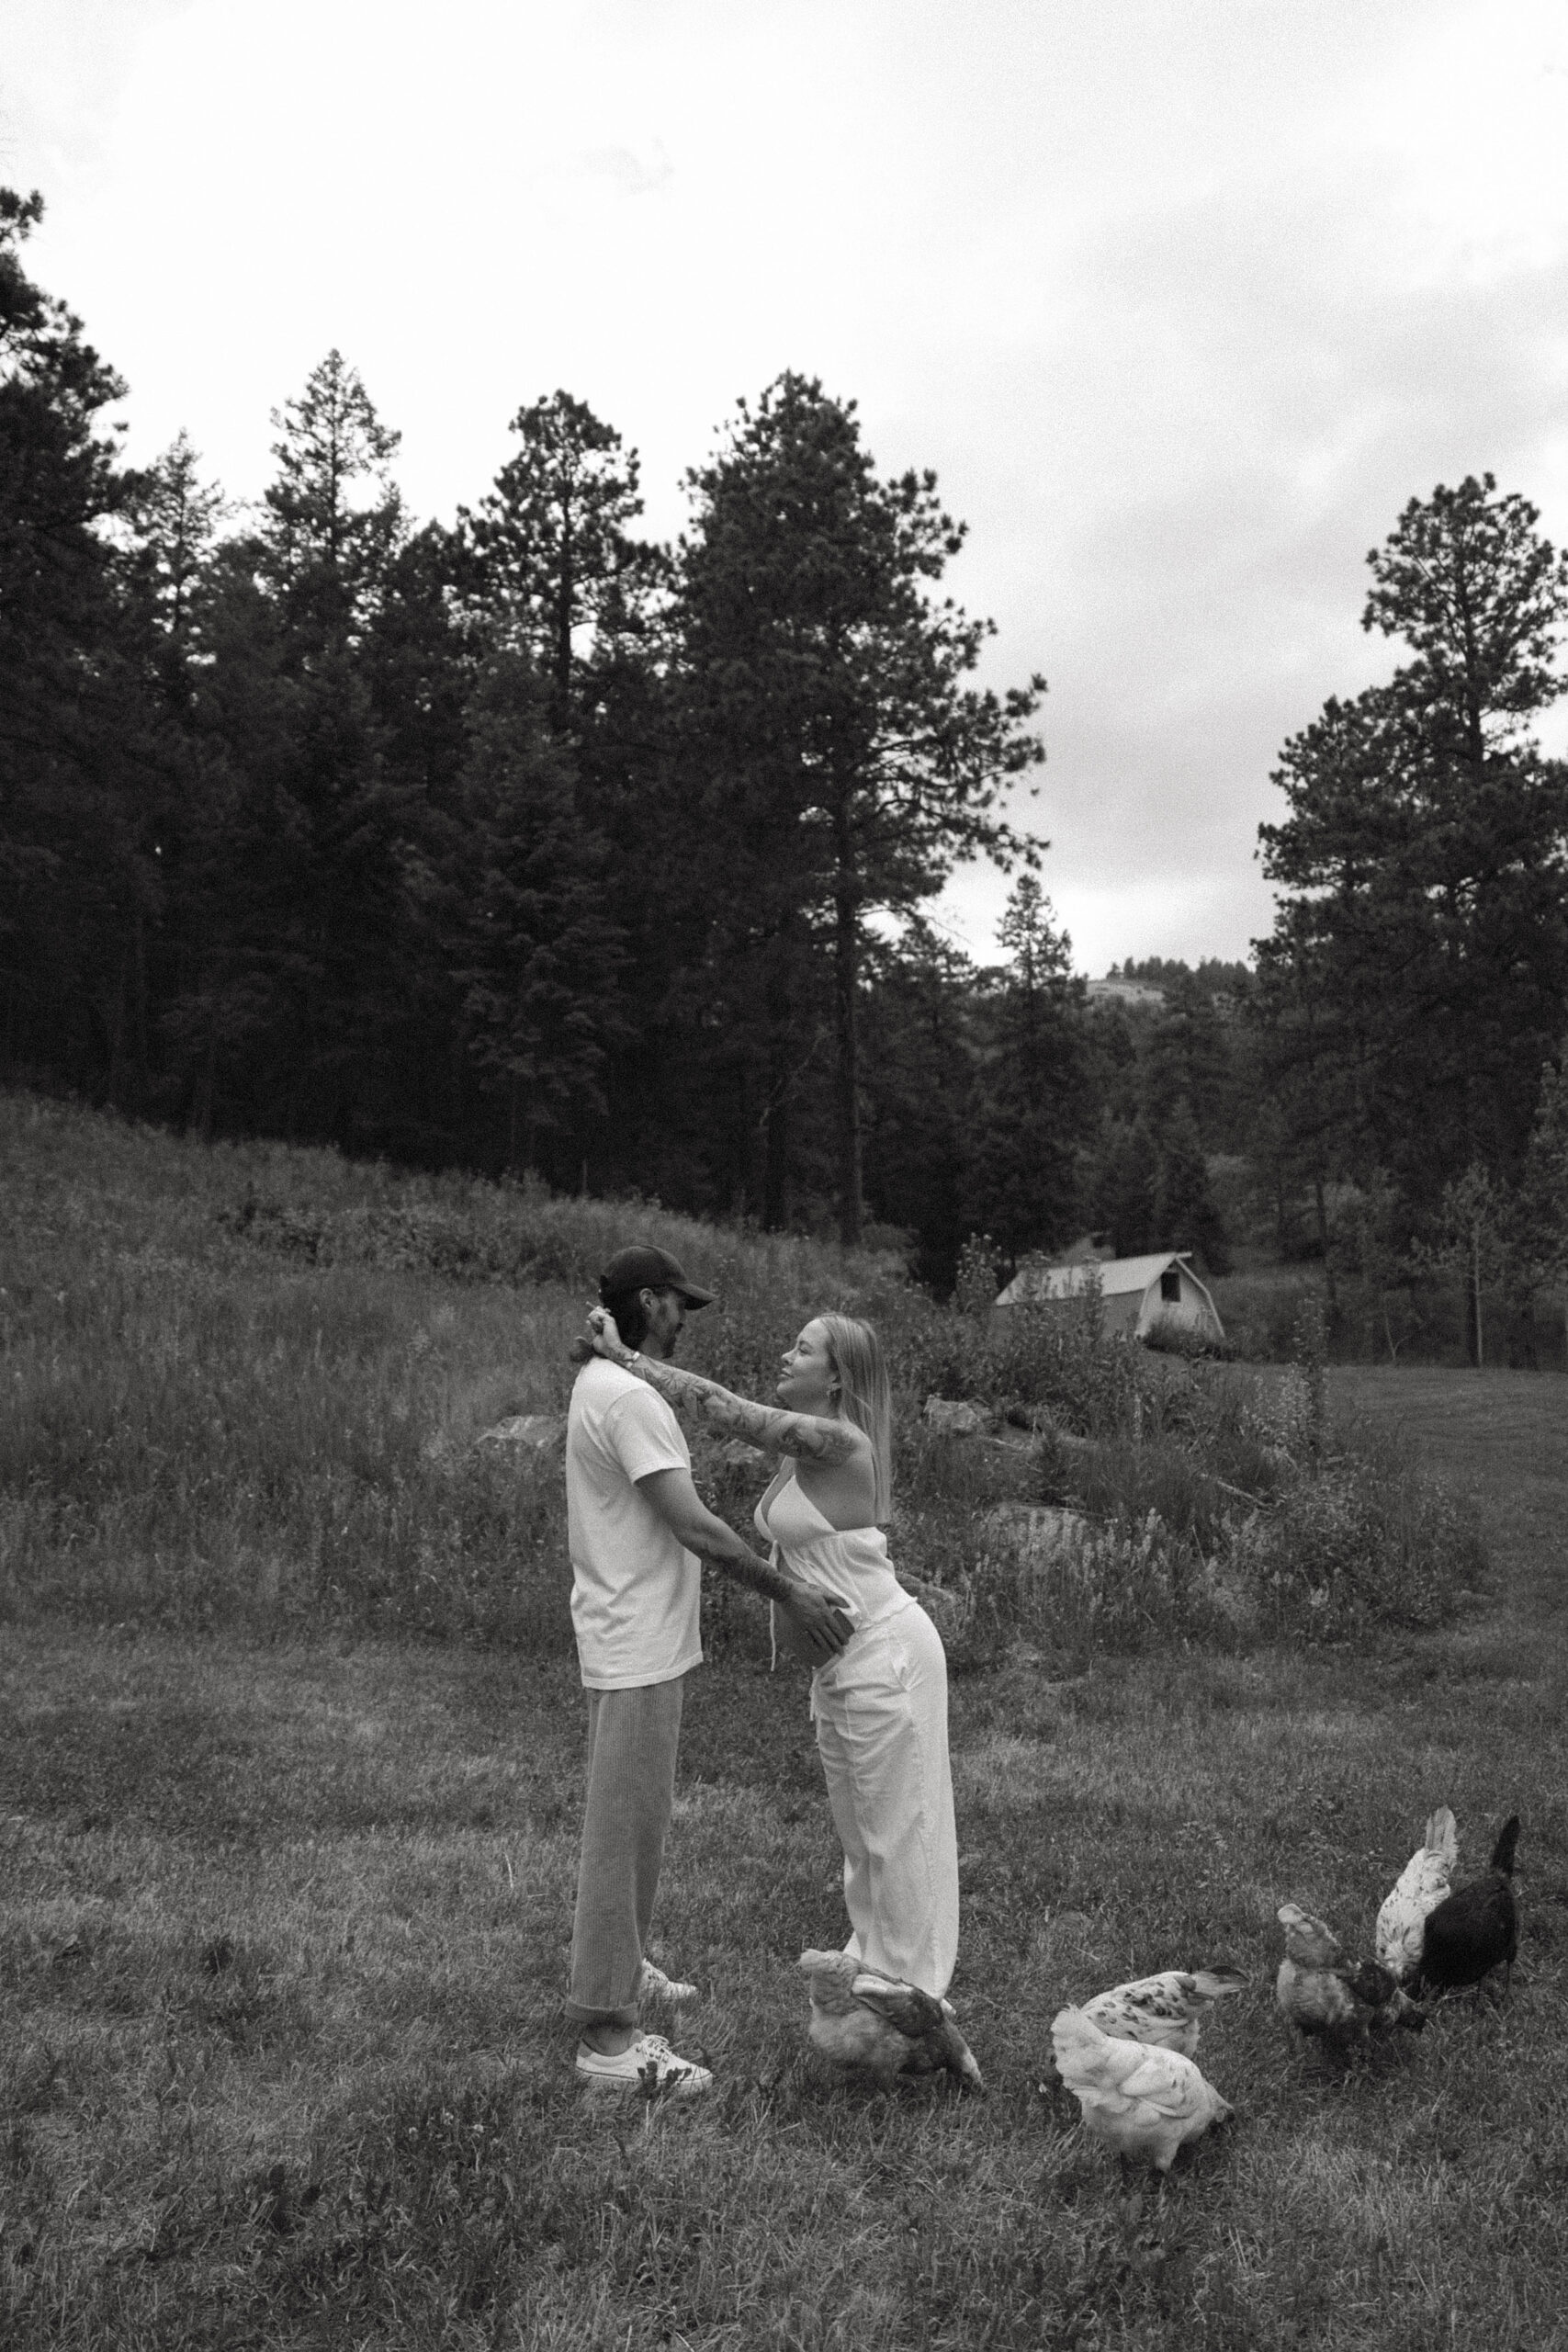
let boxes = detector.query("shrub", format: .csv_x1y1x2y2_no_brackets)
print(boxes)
1141,1309,1234,1361
1213,1451,1485,1636
896,1297,1145,1439
1207,1271,1321,1363
942,1339,1482,1655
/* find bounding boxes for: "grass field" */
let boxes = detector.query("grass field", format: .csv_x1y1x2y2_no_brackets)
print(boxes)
4,1100,1568,2347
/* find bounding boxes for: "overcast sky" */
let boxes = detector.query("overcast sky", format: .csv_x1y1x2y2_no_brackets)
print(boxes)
6,0,1567,973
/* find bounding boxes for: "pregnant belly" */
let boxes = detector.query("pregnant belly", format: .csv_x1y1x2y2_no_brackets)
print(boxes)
775,1573,908,1668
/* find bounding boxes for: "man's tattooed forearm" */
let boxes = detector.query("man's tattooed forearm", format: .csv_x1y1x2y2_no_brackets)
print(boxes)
681,1531,798,1606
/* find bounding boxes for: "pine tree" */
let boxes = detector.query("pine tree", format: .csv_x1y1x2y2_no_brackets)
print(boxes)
1086,1118,1161,1259
259,349,403,649
860,919,980,1288
1258,475,1568,1224
172,355,417,1144
461,390,654,721
963,878,1089,1259
1332,1168,1421,1361
677,373,1045,1242
114,433,232,1111
1144,976,1237,1152
1515,1039,1568,1361
450,653,626,1172
160,548,304,1137
1421,1159,1510,1368
0,187,164,1097
129,431,230,697
1154,1099,1228,1272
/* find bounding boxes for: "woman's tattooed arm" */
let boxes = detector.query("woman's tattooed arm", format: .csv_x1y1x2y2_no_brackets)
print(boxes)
586,1317,860,1463
627,1354,861,1464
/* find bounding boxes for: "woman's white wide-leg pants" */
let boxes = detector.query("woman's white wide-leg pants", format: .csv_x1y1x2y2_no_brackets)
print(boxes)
811,1599,959,1999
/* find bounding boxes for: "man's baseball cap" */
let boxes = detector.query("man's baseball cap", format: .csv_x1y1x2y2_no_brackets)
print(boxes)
598,1244,715,1309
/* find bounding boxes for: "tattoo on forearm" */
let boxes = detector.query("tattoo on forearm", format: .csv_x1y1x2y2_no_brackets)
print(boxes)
626,1354,859,1464
722,1550,799,1607
680,1527,798,1606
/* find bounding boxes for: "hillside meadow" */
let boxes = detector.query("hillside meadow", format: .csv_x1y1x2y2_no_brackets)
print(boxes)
3,1091,1567,2349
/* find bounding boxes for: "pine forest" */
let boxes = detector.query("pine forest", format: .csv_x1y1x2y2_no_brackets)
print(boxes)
5,187,1567,1351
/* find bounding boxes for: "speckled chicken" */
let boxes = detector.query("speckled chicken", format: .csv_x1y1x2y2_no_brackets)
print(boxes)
1050,2006,1233,2172
1375,1805,1459,1985
1418,1815,1519,1999
1276,1904,1427,2042
1082,1966,1247,2058
797,1951,984,2090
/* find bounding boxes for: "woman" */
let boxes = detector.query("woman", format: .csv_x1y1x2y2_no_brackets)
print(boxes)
585,1306,959,2001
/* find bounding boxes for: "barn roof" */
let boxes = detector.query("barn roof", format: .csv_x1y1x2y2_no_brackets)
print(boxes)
995,1250,1193,1306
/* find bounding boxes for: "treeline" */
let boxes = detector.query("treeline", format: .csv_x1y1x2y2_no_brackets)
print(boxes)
6,185,1567,1323
0,186,1237,1287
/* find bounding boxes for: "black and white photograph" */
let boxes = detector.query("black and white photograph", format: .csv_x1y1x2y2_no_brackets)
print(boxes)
3,2,1566,2344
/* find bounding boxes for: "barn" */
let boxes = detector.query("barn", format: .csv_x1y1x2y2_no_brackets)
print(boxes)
993,1249,1226,1347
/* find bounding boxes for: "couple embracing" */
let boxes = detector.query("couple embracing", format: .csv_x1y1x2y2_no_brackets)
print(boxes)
564,1242,961,2096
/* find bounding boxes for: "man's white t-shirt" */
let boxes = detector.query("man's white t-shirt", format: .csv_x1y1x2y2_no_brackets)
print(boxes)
566,1357,703,1690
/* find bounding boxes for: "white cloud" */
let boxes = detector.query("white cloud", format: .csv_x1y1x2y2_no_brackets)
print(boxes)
7,0,1567,977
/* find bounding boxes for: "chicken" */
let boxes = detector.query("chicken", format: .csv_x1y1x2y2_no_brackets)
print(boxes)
797,1951,984,2091
1276,1904,1427,2042
1050,2005,1233,2173
1375,1805,1459,1985
1338,1955,1429,2035
1082,1966,1247,2059
1417,1815,1519,2000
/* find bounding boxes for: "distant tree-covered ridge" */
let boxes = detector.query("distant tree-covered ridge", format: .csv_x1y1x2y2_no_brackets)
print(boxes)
1105,956,1254,997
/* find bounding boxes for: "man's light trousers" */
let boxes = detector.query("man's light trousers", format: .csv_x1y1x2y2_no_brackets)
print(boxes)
566,1676,684,2028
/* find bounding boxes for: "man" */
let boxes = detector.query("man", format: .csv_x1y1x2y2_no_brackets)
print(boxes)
565,1242,852,2094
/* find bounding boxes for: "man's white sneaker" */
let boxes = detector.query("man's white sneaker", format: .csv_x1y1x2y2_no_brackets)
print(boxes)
638,1958,698,2004
574,2032,713,2096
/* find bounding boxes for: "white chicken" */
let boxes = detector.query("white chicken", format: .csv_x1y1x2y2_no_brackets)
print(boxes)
1050,2005,1234,2172
1082,1966,1247,2058
797,1951,985,2091
1375,1805,1459,1985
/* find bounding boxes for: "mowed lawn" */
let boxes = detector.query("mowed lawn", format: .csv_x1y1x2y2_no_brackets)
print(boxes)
4,1368,1567,2350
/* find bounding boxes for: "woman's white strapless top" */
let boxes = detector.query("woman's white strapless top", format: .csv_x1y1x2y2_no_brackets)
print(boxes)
754,1471,909,1635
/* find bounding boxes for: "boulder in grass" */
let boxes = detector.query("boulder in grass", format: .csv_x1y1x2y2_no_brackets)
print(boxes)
1003,1405,1097,1458
477,1414,567,1455
923,1396,989,1438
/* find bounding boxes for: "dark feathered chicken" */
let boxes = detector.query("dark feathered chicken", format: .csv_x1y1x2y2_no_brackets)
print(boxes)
1340,1956,1428,2034
1418,1815,1519,1998
1276,1905,1427,2042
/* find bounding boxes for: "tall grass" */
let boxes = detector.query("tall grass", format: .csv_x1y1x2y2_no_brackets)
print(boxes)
0,1093,902,1642
0,1091,1483,1653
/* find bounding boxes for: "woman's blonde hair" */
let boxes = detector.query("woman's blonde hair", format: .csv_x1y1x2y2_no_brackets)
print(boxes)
818,1313,893,1522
